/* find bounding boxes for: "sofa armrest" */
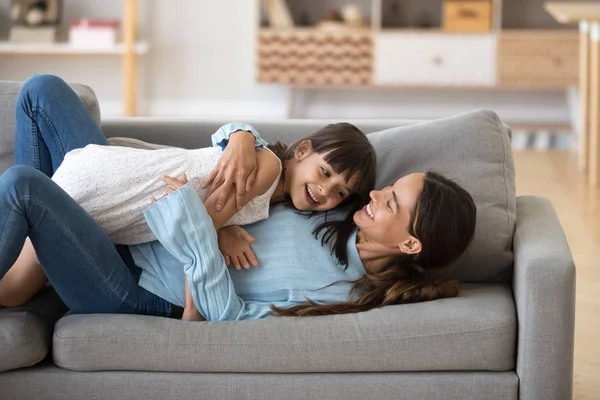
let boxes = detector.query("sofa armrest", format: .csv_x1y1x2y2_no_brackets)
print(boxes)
513,196,575,400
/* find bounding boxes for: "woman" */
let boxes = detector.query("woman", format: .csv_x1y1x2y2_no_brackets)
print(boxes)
0,75,477,319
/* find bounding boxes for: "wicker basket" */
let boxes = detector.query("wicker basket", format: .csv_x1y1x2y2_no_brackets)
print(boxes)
498,31,579,87
257,29,373,86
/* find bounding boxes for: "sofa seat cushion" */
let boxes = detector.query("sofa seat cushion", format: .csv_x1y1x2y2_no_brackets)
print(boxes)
0,287,67,372
53,284,516,373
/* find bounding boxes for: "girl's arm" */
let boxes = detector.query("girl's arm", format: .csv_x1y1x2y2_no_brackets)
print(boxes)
204,148,280,231
207,123,269,211
144,184,281,321
211,122,269,150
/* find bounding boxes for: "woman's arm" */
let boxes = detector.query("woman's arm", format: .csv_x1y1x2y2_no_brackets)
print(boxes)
144,184,275,321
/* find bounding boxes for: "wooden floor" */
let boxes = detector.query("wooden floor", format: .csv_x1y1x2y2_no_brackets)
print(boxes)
514,151,600,400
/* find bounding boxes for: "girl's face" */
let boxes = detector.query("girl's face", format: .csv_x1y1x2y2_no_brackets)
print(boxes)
353,173,425,253
287,142,360,211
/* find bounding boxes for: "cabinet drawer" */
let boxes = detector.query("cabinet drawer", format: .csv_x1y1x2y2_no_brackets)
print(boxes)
373,33,496,86
498,31,578,87
443,1,492,32
257,29,373,86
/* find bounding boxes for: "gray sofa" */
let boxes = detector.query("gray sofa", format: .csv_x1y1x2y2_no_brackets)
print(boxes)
0,81,575,400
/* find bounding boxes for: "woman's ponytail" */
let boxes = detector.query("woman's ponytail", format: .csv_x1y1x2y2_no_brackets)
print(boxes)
270,261,460,317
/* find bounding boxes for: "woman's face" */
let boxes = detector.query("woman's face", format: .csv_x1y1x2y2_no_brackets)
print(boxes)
353,173,425,252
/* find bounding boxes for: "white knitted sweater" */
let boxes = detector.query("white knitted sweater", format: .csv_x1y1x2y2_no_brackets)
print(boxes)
51,141,280,245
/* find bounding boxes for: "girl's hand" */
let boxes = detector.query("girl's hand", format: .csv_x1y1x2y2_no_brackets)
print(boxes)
203,131,257,212
217,226,258,271
151,173,188,204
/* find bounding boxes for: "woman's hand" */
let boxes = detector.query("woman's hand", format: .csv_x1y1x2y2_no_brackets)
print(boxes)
150,173,188,204
217,226,258,271
202,131,257,212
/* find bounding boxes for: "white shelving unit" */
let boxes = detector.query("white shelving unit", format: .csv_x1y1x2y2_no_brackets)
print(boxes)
257,0,580,127
0,0,144,116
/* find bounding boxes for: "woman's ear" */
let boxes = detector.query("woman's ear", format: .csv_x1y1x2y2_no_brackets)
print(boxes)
399,236,422,255
294,140,313,161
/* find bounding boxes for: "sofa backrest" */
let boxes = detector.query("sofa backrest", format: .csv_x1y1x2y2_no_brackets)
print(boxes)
0,81,100,174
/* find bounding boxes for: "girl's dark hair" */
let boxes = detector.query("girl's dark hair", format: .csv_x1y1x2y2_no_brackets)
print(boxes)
271,171,477,317
268,122,377,265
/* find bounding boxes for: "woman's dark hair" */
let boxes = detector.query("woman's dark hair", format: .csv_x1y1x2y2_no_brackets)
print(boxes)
271,171,477,317
268,122,377,265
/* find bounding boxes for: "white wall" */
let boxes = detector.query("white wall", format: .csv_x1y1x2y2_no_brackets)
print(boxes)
0,0,573,125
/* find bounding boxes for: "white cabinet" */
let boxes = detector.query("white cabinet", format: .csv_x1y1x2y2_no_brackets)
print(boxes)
373,33,497,86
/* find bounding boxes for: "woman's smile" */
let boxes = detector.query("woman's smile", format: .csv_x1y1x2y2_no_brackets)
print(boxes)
359,202,375,221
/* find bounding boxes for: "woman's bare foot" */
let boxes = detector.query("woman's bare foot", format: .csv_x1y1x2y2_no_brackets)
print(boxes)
182,306,205,321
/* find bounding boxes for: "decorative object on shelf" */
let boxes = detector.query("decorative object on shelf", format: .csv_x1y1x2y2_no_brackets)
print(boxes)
318,5,367,30
69,19,119,49
9,0,61,43
443,0,492,32
11,0,60,26
265,0,294,28
341,4,366,28
317,9,345,30
257,29,373,85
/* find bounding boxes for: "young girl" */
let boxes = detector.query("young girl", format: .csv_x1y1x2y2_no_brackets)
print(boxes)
29,120,377,320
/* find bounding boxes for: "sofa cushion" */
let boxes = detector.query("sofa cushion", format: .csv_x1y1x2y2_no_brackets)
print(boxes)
0,286,67,372
368,109,516,283
53,284,516,373
0,81,101,175
0,311,48,373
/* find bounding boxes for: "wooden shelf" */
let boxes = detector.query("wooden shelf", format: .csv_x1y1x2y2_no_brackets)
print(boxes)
376,28,493,35
285,83,573,91
0,42,149,56
545,2,600,24
260,27,494,35
258,27,371,34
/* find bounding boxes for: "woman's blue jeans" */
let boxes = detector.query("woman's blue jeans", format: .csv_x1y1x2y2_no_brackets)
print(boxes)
1,74,177,317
